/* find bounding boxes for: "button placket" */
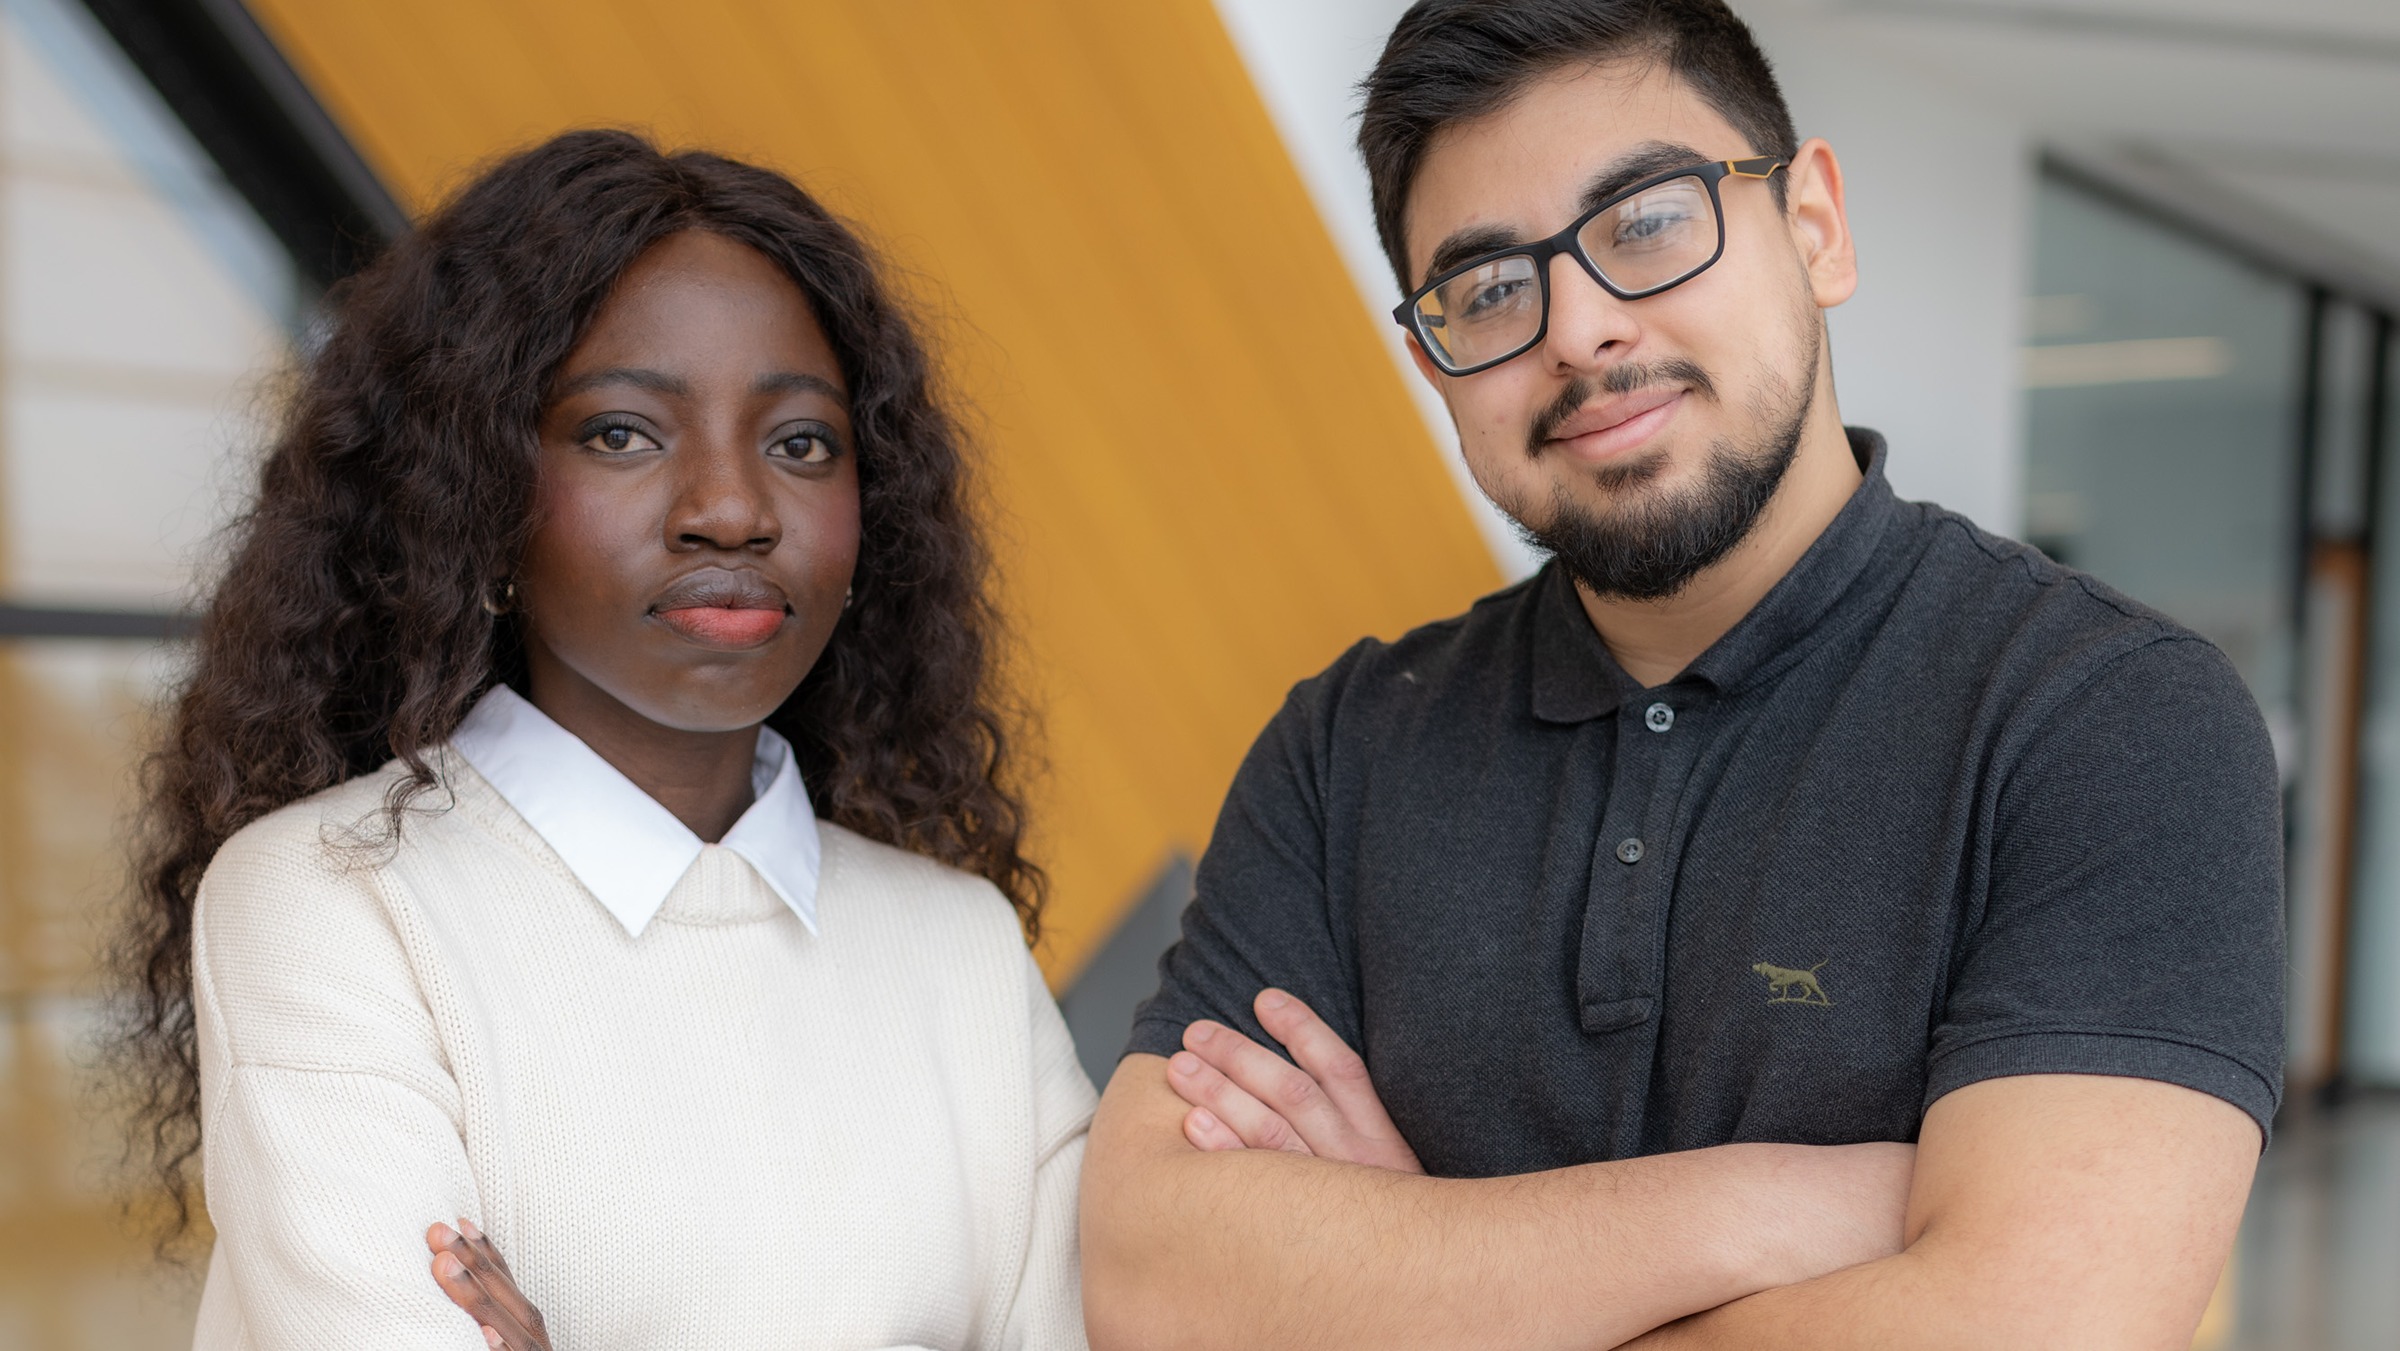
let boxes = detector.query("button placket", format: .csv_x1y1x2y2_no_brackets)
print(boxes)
1577,703,1670,1025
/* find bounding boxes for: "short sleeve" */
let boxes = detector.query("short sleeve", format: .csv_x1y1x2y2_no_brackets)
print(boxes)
1927,635,2285,1134
1125,658,1367,1063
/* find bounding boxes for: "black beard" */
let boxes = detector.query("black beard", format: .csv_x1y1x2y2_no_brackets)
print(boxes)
1513,353,1814,602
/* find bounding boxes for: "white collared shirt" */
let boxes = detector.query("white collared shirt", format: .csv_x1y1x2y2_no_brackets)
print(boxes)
447,685,821,936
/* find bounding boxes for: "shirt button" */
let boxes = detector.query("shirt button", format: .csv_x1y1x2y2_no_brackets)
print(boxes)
1615,837,1645,864
1644,702,1675,732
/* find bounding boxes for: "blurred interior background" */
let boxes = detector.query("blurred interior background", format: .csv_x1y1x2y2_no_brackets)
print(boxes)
2,1,2395,1346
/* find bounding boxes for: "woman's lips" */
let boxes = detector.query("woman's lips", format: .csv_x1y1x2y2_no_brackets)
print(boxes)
654,606,787,648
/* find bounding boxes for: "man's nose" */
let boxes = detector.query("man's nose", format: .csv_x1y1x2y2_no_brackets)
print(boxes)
1537,249,1642,372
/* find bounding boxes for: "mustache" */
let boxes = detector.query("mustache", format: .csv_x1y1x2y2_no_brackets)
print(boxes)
1526,359,1718,458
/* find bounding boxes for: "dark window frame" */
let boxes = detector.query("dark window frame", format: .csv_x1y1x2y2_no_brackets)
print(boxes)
2,0,399,643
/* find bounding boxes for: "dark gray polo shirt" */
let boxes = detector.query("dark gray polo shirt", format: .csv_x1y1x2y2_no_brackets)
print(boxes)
1127,430,2283,1178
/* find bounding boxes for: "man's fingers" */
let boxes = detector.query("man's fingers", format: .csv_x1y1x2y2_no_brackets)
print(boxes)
1182,1019,1349,1142
1252,990,1426,1173
1167,1048,1312,1154
1183,1105,1246,1151
1252,990,1377,1104
1254,993,1415,1127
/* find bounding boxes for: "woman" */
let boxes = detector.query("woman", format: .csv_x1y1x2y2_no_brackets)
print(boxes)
116,129,1092,1349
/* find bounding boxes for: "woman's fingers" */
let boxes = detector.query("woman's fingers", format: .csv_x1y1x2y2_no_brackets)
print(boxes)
430,1251,505,1335
459,1217,518,1279
429,1222,551,1351
430,1251,540,1351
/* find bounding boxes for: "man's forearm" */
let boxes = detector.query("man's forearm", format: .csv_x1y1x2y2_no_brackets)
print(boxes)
1619,1237,2204,1351
1080,1055,1900,1351
1622,1076,2257,1351
1616,1250,1939,1351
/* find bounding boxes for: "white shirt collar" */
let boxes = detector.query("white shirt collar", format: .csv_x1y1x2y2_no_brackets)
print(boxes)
448,685,821,937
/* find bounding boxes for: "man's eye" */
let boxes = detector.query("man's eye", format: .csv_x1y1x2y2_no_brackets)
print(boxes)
1616,209,1695,246
1461,277,1533,320
581,423,660,454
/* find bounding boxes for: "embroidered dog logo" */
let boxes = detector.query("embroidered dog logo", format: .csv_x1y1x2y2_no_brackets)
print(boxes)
1752,959,1832,1006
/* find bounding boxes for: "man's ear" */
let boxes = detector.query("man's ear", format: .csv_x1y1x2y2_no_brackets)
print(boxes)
1783,137,1858,310
1403,330,1448,390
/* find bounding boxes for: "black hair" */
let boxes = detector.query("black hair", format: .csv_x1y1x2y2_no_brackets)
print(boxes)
1359,0,1799,289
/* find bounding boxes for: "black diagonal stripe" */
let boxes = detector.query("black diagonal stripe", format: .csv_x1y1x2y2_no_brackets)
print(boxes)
0,604,195,640
75,0,407,288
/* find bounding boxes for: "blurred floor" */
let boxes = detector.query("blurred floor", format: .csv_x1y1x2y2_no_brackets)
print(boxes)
2217,1093,2400,1351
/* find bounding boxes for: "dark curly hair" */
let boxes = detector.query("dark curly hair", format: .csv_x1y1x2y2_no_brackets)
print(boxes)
111,128,1042,1244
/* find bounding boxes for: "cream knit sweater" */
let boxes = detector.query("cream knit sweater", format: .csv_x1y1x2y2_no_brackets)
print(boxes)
190,755,1094,1350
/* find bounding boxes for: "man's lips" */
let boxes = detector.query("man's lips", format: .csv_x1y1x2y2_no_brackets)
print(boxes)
1542,387,1686,460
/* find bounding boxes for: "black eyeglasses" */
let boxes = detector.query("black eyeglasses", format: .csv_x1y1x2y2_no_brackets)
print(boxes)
1393,157,1788,376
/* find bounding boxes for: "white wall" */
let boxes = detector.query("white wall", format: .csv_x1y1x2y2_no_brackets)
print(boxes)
1211,0,2031,551
1212,0,1543,579
1740,2,2030,534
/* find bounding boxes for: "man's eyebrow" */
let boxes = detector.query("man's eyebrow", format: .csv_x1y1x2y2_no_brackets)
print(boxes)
1417,140,1717,289
1423,225,1525,289
752,371,847,402
1578,141,1714,215
553,366,689,399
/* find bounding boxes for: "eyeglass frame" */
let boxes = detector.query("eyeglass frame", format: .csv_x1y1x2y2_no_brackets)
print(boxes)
1391,155,1789,377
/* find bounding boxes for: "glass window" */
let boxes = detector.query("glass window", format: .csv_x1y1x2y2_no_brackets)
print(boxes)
2,0,299,1342
2350,325,2400,1087
2021,174,2310,729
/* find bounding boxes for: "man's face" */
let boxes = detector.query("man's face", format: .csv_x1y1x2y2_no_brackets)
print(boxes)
1402,61,1848,599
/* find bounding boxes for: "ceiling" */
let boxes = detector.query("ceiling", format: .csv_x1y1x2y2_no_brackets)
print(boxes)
1795,0,2400,310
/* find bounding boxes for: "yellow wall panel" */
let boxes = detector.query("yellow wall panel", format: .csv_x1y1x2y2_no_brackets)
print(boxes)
246,0,1500,983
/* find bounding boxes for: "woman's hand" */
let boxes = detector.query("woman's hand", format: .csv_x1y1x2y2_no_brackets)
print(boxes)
427,1219,553,1351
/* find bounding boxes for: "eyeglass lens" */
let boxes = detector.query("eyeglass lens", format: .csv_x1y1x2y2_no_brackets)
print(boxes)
1413,173,1722,372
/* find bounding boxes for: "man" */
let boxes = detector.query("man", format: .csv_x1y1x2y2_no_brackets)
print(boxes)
1079,2,2281,1348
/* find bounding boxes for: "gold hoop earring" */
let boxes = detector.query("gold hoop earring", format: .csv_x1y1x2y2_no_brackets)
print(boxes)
842,585,854,611
481,581,517,617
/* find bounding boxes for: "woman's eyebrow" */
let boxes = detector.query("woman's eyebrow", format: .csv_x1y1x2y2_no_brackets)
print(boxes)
752,370,847,402
554,366,689,398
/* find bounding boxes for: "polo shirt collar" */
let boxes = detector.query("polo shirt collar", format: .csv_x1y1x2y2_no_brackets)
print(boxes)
1531,427,1896,724
448,685,821,936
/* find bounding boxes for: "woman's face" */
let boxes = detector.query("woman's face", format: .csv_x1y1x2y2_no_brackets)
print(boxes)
516,229,861,735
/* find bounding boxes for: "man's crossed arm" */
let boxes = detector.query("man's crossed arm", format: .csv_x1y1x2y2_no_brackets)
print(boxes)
1080,991,1915,1351
1080,990,2258,1351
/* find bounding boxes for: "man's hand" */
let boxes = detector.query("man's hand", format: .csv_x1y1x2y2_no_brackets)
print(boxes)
1166,988,1423,1172
428,1219,552,1351
1087,1050,1915,1351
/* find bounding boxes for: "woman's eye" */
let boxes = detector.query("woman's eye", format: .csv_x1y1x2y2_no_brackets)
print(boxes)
580,423,660,454
775,431,838,464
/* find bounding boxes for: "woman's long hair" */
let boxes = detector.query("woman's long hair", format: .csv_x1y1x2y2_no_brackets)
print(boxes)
112,129,1042,1244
